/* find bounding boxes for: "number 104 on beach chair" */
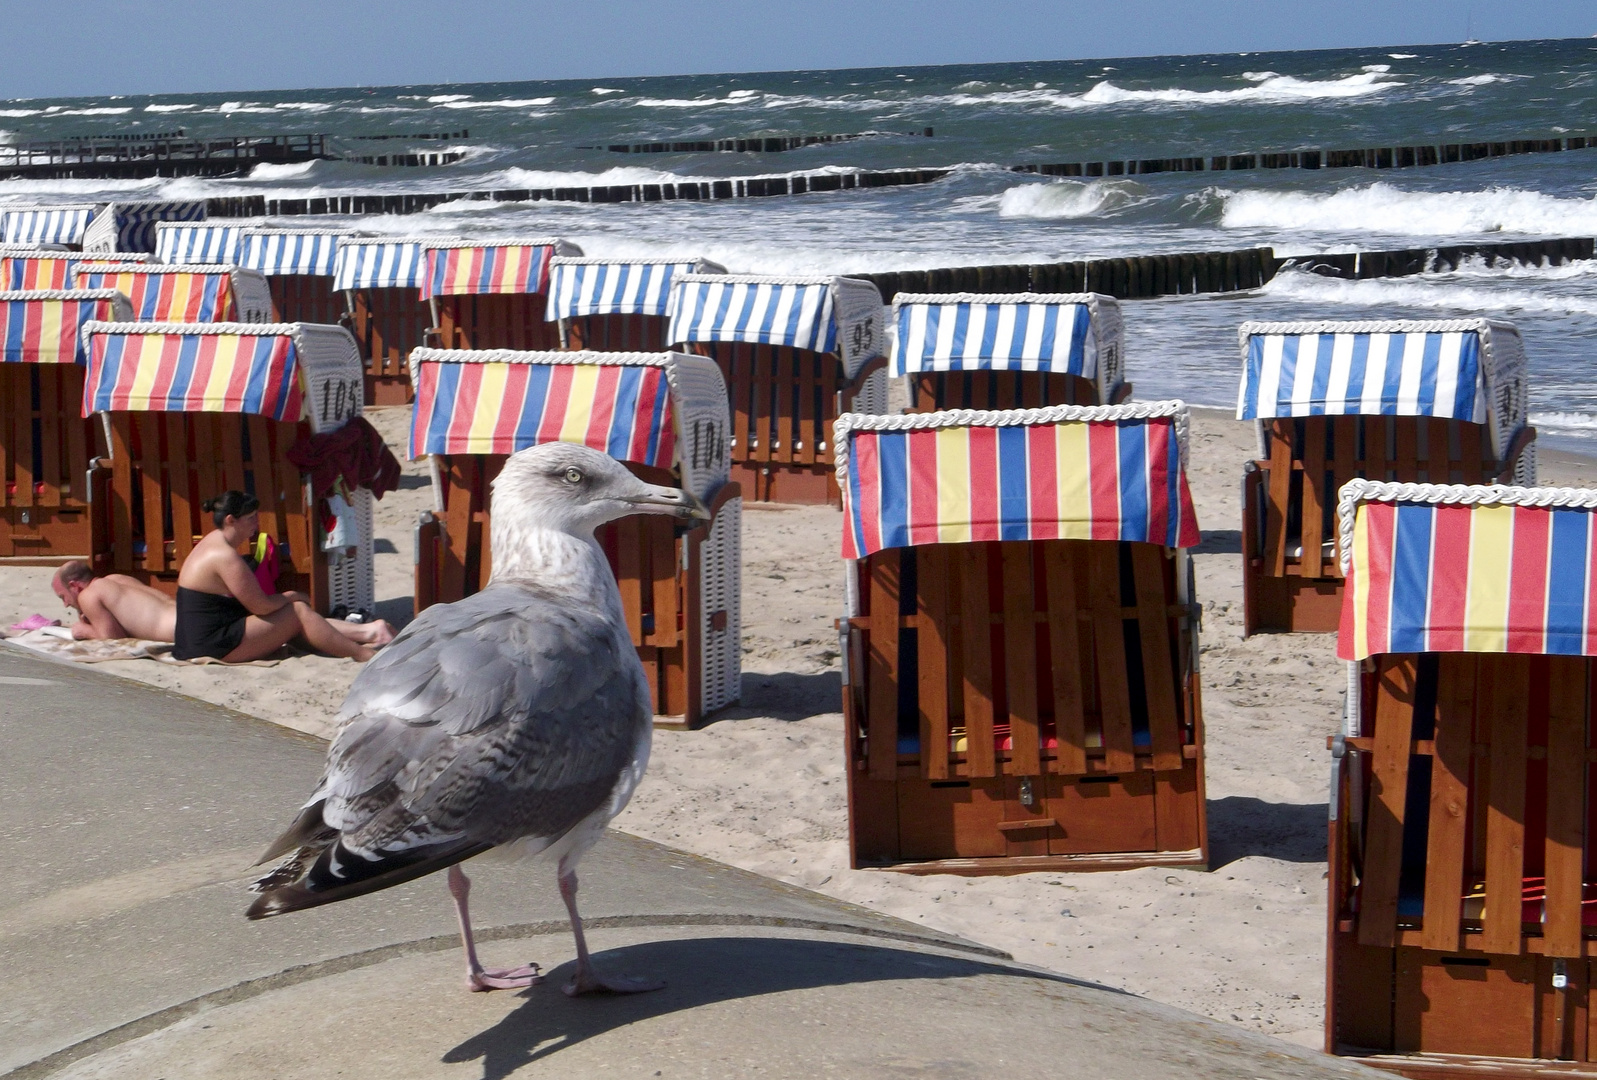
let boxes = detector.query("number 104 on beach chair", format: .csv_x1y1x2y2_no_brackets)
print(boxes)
836,402,1207,873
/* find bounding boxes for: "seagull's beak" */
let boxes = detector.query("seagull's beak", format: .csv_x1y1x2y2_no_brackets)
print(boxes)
625,483,711,522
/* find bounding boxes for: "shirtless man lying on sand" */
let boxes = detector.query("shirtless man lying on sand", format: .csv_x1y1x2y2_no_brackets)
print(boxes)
51,561,177,642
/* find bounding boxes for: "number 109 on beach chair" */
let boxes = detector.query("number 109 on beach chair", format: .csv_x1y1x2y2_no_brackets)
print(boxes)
836,403,1208,873
1330,481,1597,1073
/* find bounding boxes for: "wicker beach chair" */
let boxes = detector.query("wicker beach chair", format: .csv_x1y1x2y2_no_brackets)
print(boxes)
409,347,740,728
3,201,203,253
668,272,888,504
421,238,582,354
546,256,725,353
80,321,374,616
836,402,1208,873
0,290,132,561
331,237,433,406
74,263,275,324
1329,480,1597,1072
1237,319,1536,634
892,291,1130,412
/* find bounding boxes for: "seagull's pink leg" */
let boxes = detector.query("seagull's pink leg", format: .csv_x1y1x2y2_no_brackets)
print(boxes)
446,864,541,992
558,862,664,996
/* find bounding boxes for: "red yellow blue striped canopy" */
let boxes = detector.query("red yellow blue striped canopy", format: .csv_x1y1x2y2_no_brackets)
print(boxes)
74,265,236,322
409,348,675,469
419,240,576,300
1340,482,1597,660
83,324,306,421
837,403,1200,560
0,291,129,365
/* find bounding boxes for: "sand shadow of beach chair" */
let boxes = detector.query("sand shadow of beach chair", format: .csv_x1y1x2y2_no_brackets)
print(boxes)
1329,480,1597,1072
409,347,741,728
835,402,1208,873
547,256,725,353
0,290,132,562
668,273,887,505
74,262,276,324
81,321,373,616
892,292,1131,412
332,238,434,407
1237,319,1536,635
421,238,581,354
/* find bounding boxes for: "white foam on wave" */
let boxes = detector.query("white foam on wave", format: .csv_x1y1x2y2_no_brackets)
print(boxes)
1082,70,1399,106
1529,411,1597,435
1389,53,1418,59
218,101,281,113
427,94,471,103
55,106,132,116
0,108,41,117
435,97,554,109
144,103,197,113
997,179,1149,219
276,101,335,112
1449,73,1524,85
591,87,625,95
1261,267,1597,317
1216,182,1597,237
248,161,321,180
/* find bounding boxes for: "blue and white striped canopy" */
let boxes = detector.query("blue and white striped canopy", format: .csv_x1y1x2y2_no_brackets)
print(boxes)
1237,322,1495,423
546,258,720,321
155,223,240,265
668,275,839,353
332,238,428,290
3,205,97,246
891,295,1095,378
99,202,205,253
238,230,342,277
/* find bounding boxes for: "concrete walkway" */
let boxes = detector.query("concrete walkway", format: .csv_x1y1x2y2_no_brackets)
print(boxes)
0,647,1380,1079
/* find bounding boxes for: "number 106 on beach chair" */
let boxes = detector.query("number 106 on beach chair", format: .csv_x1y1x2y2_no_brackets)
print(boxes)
836,403,1207,873
1330,481,1597,1073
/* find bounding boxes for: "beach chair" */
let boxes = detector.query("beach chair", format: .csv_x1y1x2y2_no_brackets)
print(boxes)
835,402,1208,873
235,228,348,327
2,201,204,253
0,289,132,561
80,321,374,616
409,347,741,728
154,222,244,267
892,292,1130,411
331,237,432,405
1,247,150,291
74,263,275,324
421,238,582,353
1328,480,1597,1072
546,256,725,353
1237,319,1535,635
669,272,888,504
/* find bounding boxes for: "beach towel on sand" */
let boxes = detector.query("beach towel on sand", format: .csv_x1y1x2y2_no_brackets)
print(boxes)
0,626,282,666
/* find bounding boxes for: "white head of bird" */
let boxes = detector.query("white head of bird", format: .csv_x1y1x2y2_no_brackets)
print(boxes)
487,443,709,588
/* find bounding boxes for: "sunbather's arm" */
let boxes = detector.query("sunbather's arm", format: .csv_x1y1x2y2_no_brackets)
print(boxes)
73,590,127,640
216,551,293,616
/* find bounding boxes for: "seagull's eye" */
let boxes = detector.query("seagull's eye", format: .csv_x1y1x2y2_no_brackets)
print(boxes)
563,467,584,485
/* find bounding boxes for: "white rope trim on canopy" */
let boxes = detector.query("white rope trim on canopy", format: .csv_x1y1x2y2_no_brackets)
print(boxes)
78,263,245,275
676,271,872,287
421,237,573,249
1238,317,1499,350
0,289,128,301
890,291,1108,311
81,320,310,336
407,346,676,368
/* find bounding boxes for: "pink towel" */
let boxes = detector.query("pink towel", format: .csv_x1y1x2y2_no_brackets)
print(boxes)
8,614,61,632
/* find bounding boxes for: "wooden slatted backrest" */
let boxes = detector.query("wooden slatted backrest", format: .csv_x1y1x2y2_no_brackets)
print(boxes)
564,313,671,353
347,287,427,389
691,342,847,471
267,275,345,327
433,294,563,352
99,411,314,591
1261,417,1506,582
855,538,1192,783
0,364,94,517
1351,652,1593,957
908,371,1098,413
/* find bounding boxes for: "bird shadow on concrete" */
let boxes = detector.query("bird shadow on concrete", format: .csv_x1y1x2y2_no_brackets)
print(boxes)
706,670,842,724
1204,796,1328,869
441,935,1097,1079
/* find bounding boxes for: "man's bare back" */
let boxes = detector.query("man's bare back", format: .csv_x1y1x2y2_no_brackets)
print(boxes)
53,567,177,642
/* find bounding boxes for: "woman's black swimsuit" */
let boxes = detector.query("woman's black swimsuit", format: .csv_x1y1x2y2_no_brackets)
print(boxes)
174,587,250,661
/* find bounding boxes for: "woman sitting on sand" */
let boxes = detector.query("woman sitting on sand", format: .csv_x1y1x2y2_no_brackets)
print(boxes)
174,491,394,663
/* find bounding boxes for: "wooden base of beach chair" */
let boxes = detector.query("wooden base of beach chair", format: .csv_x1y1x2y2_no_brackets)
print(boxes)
564,313,671,353
0,365,96,560
843,539,1207,873
415,454,740,728
906,371,1113,413
345,288,426,406
267,275,344,328
433,294,563,352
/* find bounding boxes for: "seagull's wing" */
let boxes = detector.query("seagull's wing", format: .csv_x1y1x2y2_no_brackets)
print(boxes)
247,582,647,919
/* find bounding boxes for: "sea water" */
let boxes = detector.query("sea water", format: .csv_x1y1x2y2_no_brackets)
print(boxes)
6,39,1597,443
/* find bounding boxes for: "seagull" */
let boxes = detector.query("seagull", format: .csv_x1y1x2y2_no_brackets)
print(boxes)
247,442,708,994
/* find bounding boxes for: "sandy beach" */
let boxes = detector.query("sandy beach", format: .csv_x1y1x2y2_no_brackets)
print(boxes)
5,402,1594,1050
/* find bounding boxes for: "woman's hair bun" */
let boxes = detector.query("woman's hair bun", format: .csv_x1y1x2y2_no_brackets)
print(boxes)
205,489,261,527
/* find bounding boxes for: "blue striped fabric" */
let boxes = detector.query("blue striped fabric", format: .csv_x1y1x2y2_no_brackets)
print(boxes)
108,202,205,253
668,277,837,353
2,206,96,245
546,259,702,320
1237,327,1485,422
239,231,342,276
332,239,427,290
891,298,1093,376
155,223,240,265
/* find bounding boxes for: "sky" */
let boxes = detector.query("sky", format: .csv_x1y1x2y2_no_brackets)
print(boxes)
0,0,1593,98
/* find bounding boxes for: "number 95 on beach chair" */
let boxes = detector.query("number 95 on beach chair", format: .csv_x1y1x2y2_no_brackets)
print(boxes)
1330,481,1597,1072
891,292,1130,412
836,403,1207,873
409,348,741,728
81,321,372,616
1238,318,1536,635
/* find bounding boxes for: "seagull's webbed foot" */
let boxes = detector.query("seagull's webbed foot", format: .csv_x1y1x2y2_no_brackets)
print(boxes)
468,962,543,993
563,965,664,996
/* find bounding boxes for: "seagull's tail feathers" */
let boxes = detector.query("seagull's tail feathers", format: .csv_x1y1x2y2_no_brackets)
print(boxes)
246,835,492,920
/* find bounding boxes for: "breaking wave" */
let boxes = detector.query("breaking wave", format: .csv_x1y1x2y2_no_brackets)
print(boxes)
1215,182,1597,237
997,179,1150,219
